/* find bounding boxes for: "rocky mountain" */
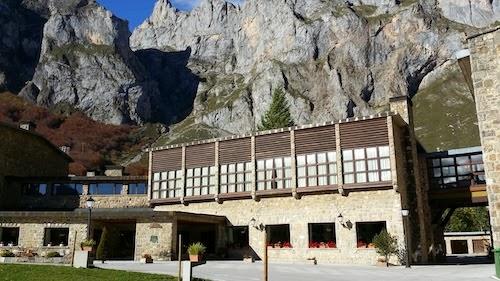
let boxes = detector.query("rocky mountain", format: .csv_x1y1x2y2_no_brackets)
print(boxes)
1,0,498,152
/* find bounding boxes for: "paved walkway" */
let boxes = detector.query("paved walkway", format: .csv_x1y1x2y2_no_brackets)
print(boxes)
95,260,495,281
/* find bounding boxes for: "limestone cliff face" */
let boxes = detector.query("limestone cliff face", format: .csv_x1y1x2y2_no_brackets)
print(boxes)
1,0,498,132
131,0,498,136
18,0,161,125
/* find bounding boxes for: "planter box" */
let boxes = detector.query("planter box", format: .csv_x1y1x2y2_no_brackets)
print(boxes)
189,255,202,263
140,257,153,264
0,257,15,263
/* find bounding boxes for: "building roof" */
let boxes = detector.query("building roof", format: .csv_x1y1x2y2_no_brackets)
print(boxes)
149,111,397,152
0,122,73,162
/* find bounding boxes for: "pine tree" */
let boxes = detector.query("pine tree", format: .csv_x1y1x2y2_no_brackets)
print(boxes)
258,88,295,130
96,227,109,261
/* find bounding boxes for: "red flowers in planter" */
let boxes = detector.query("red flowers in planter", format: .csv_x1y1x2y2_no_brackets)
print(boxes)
309,241,337,248
268,241,293,248
357,240,375,248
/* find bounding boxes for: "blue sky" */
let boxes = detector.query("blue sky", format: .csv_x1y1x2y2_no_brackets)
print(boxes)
98,0,244,30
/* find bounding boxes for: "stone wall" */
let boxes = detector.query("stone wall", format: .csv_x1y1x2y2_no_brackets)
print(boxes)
156,189,406,265
135,219,175,260
468,28,500,247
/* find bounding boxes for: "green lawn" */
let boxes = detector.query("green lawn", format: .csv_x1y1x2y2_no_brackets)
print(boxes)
0,264,175,281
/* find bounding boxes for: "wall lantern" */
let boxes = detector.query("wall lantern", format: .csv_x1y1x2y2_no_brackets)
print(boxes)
337,214,352,229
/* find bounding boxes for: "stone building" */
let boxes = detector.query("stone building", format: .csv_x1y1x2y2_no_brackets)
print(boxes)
0,91,491,264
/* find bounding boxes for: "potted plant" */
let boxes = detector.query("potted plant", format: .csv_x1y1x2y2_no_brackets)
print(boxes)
140,254,153,264
372,230,398,267
187,242,206,262
243,253,254,263
80,239,96,251
0,249,15,263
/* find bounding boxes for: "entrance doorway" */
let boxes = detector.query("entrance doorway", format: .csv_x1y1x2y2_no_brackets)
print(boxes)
93,221,136,260
178,222,218,258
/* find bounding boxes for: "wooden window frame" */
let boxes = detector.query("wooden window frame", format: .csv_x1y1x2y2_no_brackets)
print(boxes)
185,166,216,197
220,162,252,193
343,146,391,185
152,170,183,199
256,157,292,191
428,153,485,189
297,151,337,188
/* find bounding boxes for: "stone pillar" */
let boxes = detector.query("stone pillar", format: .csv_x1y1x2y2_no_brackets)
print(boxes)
467,238,475,255
290,130,298,199
180,146,186,204
251,136,257,200
468,28,500,248
387,116,399,192
335,124,344,195
445,238,452,255
389,96,430,263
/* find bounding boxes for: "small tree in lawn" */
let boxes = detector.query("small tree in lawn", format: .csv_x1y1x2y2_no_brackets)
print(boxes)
96,227,109,262
373,230,398,267
258,88,295,131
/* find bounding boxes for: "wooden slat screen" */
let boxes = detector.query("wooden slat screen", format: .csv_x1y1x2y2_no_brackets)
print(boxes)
340,118,389,149
186,143,215,168
295,125,336,155
219,138,252,164
152,148,182,172
255,132,291,159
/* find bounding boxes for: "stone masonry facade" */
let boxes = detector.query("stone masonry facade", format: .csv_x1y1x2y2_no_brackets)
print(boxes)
468,28,500,248
156,189,406,265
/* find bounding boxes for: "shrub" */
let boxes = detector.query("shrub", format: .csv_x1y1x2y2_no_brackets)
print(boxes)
96,227,109,260
46,251,61,258
80,239,96,248
142,254,152,259
373,230,398,267
0,250,15,257
187,242,207,255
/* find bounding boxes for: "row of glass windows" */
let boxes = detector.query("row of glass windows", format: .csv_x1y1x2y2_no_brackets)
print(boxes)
21,183,147,196
227,221,386,249
429,153,485,189
0,227,69,247
152,146,391,199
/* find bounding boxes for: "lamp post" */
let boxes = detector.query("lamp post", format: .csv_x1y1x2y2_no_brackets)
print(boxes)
401,209,411,268
250,218,267,281
86,197,95,240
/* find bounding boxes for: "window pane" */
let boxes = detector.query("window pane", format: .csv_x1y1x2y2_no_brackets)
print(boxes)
284,157,292,167
298,167,306,177
318,176,328,186
275,158,283,168
308,166,317,176
153,173,160,181
343,150,353,161
161,172,168,180
307,154,316,164
284,168,291,178
329,164,337,175
354,149,365,159
257,160,265,170
381,171,391,181
298,178,307,188
367,160,378,171
168,171,175,179
237,163,244,172
245,162,253,170
329,175,337,184
194,177,201,186
327,152,336,162
202,177,208,186
187,169,193,177
309,177,318,187
266,159,274,169
257,182,265,190
356,161,366,171
379,146,390,157
367,147,378,158
380,158,391,170
344,174,355,184
368,172,379,182
433,168,441,177
229,174,236,183
318,165,327,175
441,158,455,166
344,162,354,173
161,181,167,190
356,173,367,183
297,155,306,166
317,153,327,164
221,165,228,174
153,182,160,191
202,167,209,176
257,171,265,180
229,164,236,173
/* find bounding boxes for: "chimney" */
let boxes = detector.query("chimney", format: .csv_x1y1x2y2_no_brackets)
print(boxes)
389,96,413,126
19,121,36,131
59,145,71,154
104,166,124,177
86,171,96,177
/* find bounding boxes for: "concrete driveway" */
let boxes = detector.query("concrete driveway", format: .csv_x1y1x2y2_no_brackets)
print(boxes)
95,260,495,281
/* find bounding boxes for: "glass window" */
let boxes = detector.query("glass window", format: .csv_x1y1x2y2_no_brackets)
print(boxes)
128,183,147,194
89,183,122,195
43,228,69,246
152,169,183,199
52,183,83,195
266,225,292,248
257,157,292,190
22,183,48,196
356,222,386,248
343,146,391,184
185,166,217,197
297,151,337,188
221,162,252,193
0,227,20,246
308,223,336,248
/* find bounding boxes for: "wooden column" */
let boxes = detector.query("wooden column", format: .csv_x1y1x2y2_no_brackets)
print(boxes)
180,146,186,205
251,136,257,200
214,141,221,203
335,123,344,195
290,130,298,199
147,149,153,201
